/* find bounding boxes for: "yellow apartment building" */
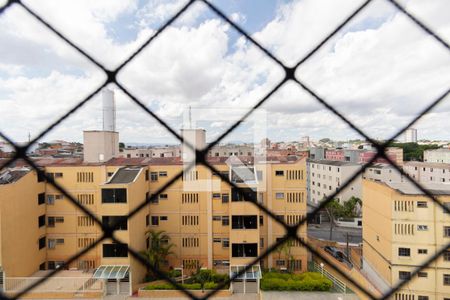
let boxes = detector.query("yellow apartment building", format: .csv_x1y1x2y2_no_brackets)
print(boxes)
0,154,308,295
362,179,450,300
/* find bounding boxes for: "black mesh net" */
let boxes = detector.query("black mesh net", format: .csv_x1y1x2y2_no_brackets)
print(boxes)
0,0,448,299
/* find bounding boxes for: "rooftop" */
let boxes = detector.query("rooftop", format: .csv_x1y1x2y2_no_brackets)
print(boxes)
108,167,142,184
15,155,305,167
386,181,450,196
0,168,30,184
308,159,360,166
404,161,450,169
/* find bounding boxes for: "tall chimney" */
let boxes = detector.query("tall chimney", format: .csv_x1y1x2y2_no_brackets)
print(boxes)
102,88,116,132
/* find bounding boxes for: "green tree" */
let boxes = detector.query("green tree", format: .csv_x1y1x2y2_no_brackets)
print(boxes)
275,238,295,272
389,142,439,161
119,142,125,149
141,230,176,280
324,197,361,240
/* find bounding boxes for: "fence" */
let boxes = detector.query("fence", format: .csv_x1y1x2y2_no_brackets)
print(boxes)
4,277,102,293
0,0,449,299
309,261,348,293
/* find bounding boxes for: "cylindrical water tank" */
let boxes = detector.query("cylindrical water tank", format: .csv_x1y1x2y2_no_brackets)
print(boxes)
102,88,116,131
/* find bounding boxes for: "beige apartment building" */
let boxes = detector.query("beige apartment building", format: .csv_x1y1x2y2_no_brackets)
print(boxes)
0,154,308,295
362,179,450,300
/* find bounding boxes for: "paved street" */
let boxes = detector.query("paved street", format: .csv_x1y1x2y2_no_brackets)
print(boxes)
308,223,362,244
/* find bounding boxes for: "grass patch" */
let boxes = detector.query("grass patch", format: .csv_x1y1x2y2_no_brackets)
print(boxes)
260,271,333,291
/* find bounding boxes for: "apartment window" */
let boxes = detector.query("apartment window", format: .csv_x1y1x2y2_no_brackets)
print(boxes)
417,201,428,208
259,215,264,226
77,193,94,205
276,260,285,266
76,172,94,183
181,215,199,226
38,192,45,205
159,171,167,177
222,193,229,203
181,193,198,203
47,195,55,205
48,216,64,227
78,238,95,248
38,237,46,250
222,238,229,248
222,216,229,226
444,274,450,286
231,188,256,202
160,216,168,221
48,261,65,270
398,248,411,257
276,215,285,222
151,216,159,226
417,272,428,278
159,193,168,200
48,217,55,227
150,172,158,181
102,216,127,230
418,296,429,300
38,215,45,227
418,249,428,255
260,238,264,248
182,237,199,248
232,243,257,257
149,193,158,204
212,193,221,199
417,225,428,231
183,259,200,270
213,238,221,243
103,243,128,258
102,188,127,203
443,250,450,261
444,226,450,237
212,216,221,221
232,215,257,229
145,214,149,226
48,238,64,249
77,216,93,227
37,170,46,182
275,170,284,176
275,192,284,199
399,271,411,280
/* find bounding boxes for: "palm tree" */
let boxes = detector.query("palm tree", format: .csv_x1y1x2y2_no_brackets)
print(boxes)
141,230,176,278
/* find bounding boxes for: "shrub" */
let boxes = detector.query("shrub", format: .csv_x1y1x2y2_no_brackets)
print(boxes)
260,272,332,291
144,282,219,290
167,269,182,278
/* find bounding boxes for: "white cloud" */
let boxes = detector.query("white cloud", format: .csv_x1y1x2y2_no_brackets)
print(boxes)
0,0,448,144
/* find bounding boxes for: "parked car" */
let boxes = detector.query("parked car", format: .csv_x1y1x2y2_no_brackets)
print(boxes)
324,246,345,262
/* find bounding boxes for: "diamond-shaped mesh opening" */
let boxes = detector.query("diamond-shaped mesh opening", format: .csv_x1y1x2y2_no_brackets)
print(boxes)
0,0,448,299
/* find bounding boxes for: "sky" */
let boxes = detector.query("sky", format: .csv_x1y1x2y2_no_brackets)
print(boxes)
0,0,449,145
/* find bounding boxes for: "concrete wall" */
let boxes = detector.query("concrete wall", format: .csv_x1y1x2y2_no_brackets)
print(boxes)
83,131,119,163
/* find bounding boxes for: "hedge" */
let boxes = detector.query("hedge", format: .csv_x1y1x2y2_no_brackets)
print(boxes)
144,282,220,290
260,272,332,291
